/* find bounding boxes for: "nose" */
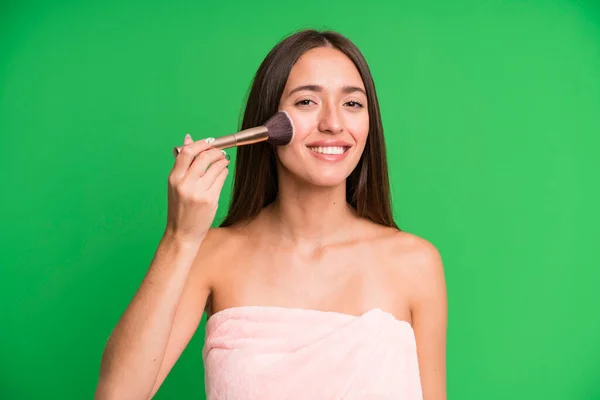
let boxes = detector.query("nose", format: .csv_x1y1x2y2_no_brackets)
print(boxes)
317,102,343,134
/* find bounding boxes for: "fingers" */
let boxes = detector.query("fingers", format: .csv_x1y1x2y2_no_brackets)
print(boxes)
206,165,229,199
199,157,230,188
186,147,227,180
171,136,213,181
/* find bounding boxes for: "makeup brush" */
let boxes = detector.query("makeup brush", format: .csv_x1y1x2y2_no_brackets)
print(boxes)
173,111,294,157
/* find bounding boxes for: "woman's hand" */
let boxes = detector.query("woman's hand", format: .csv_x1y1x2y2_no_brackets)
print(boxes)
164,134,229,244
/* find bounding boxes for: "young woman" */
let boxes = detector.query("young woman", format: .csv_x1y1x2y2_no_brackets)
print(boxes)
96,29,447,400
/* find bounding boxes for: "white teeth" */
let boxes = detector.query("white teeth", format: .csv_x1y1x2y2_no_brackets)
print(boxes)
308,146,346,155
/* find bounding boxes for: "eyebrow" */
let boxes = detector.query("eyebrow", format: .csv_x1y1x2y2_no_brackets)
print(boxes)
287,84,366,96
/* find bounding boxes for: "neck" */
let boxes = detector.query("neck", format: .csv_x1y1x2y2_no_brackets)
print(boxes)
263,171,357,248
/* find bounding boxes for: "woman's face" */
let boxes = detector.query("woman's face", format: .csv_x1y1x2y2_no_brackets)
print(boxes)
277,47,369,187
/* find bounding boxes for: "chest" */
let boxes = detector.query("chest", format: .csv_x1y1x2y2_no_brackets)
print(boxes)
211,243,406,316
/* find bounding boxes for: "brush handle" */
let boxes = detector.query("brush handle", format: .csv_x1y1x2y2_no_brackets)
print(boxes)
172,126,268,157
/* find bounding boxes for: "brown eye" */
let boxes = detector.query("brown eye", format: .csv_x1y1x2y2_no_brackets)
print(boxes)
345,101,364,108
295,99,314,106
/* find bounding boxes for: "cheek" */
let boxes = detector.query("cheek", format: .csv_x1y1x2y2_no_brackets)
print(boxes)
274,110,305,161
281,109,314,145
348,114,370,147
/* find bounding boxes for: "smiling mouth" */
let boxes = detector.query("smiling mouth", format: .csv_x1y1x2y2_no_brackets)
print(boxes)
307,146,350,155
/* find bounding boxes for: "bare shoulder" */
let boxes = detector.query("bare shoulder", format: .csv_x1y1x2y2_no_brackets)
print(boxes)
371,227,442,268
185,226,246,286
390,230,444,279
195,226,247,266
199,226,242,249
373,227,446,302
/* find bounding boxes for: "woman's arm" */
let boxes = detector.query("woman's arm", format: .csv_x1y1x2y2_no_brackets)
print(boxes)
147,229,224,398
95,135,229,399
409,239,448,400
94,234,210,400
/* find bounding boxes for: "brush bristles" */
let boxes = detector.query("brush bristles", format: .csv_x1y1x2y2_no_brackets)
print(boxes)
264,111,294,146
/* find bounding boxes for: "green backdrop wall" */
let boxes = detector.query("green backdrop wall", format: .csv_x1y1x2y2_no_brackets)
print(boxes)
1,0,599,399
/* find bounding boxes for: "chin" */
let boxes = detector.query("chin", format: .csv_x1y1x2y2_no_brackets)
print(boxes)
307,175,348,188
300,167,354,188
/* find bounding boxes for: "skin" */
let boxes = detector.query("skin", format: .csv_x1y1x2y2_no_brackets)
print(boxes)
96,47,447,400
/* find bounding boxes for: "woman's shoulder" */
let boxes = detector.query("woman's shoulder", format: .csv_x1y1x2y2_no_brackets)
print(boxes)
368,225,445,292
198,225,249,256
383,229,440,263
358,219,436,254
188,225,249,286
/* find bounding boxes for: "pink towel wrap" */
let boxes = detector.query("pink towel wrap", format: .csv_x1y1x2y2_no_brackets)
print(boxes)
202,306,423,399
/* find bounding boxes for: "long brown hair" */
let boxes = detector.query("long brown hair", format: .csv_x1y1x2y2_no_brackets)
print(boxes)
220,29,398,230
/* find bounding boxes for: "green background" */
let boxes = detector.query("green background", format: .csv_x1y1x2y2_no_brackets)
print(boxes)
1,0,599,399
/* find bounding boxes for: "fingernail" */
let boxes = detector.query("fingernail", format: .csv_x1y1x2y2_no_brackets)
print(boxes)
204,137,215,144
221,150,227,156
184,133,192,141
